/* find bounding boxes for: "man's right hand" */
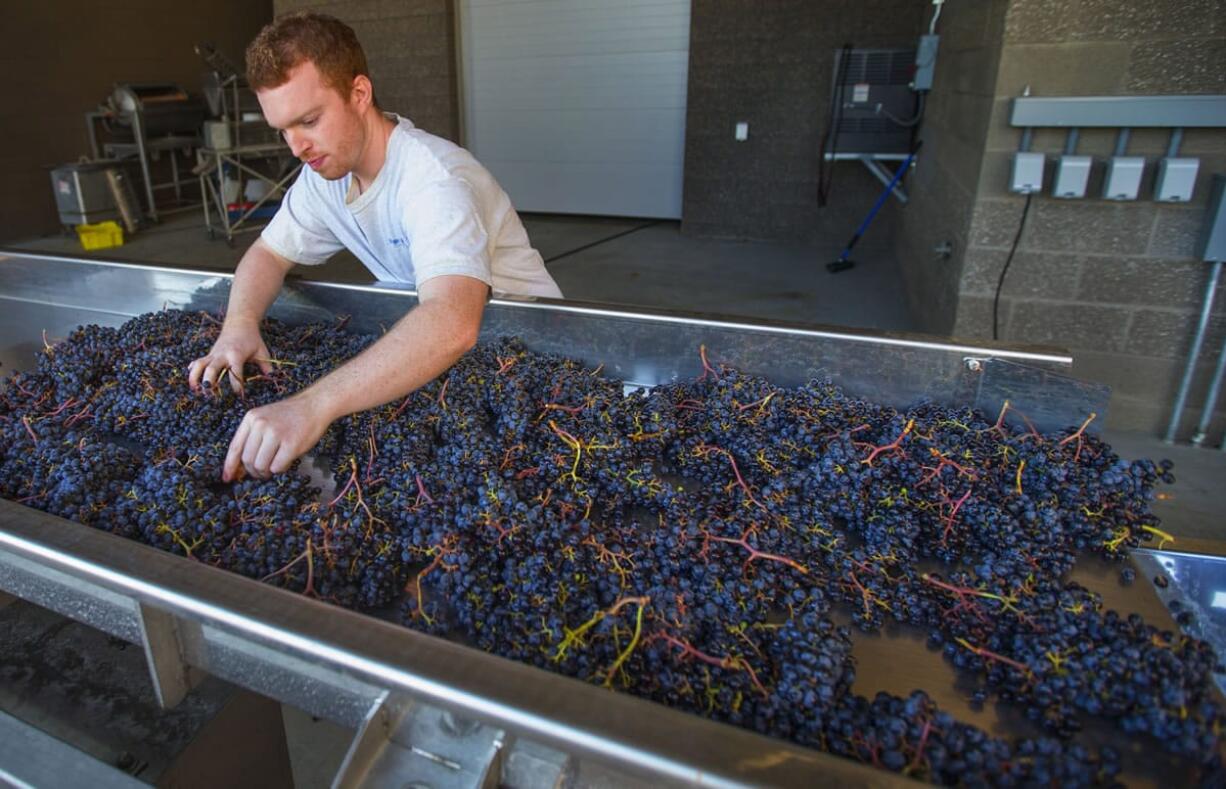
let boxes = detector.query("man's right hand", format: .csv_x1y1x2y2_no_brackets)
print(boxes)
187,322,274,396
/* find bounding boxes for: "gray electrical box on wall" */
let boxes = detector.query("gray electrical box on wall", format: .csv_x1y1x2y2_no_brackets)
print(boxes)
1156,158,1199,202
913,35,939,91
1198,174,1226,261
1053,156,1092,198
1103,157,1145,200
1010,153,1045,194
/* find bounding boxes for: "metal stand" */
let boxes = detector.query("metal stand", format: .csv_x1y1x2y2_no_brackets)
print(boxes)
332,693,570,789
823,152,912,203
197,144,301,245
86,110,199,222
0,710,144,789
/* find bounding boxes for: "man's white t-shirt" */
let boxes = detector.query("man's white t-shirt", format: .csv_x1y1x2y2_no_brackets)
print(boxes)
261,114,562,299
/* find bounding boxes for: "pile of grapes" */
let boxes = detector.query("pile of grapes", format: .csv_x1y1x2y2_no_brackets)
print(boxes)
1,309,1221,785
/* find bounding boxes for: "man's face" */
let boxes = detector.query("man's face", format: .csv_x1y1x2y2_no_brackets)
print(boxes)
257,60,366,180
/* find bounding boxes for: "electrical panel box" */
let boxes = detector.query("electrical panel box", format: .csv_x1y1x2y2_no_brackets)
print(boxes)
913,35,940,91
1155,157,1199,202
1102,156,1145,200
1053,155,1092,199
1010,152,1045,194
829,48,918,155
1197,175,1226,262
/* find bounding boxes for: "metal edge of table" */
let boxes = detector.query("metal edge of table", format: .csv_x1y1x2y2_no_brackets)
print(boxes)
0,248,1073,368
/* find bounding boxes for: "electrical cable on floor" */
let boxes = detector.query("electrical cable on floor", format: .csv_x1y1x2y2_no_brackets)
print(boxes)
993,192,1034,341
543,220,660,264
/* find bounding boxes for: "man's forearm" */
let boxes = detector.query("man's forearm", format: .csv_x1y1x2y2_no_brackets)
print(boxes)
218,275,487,481
303,299,479,422
225,239,295,329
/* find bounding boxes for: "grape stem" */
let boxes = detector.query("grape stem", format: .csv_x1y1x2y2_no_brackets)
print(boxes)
1057,412,1097,461
652,631,768,699
938,488,973,548
697,344,720,381
704,523,809,576
262,539,316,597
693,443,763,508
603,598,649,688
858,419,915,466
954,637,1032,678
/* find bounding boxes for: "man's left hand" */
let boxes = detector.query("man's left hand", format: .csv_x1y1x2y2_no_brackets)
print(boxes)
223,393,333,481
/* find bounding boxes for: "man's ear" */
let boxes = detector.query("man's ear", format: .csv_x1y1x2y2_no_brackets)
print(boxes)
351,74,374,109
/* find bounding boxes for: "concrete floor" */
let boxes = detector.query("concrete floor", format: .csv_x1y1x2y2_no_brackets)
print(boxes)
10,211,917,332
7,208,1226,787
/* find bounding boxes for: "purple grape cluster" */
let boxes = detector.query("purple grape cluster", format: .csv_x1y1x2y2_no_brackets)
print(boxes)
1,311,1219,786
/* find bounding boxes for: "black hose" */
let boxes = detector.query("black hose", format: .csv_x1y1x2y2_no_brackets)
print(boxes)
993,193,1035,341
817,43,854,207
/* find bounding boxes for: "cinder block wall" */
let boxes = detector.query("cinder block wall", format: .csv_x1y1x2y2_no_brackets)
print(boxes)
965,0,1226,436
901,0,1226,436
892,0,1011,334
0,1,272,242
681,0,926,242
273,0,460,142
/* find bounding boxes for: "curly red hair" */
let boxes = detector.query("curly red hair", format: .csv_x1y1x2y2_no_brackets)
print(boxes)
246,11,370,98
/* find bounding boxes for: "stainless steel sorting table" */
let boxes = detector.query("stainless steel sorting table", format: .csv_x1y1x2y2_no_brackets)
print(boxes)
0,250,1218,788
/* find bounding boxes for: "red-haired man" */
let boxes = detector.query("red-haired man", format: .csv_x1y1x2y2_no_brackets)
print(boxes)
187,12,561,482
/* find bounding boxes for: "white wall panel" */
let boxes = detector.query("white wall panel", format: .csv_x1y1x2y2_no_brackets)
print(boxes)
460,0,690,218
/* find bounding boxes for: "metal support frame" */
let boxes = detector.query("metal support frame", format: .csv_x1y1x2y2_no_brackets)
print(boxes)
334,692,415,788
131,110,156,220
334,693,531,789
137,602,205,709
0,710,146,789
823,152,911,203
86,110,201,224
198,144,301,244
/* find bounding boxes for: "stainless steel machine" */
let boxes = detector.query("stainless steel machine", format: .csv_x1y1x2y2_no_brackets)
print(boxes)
85,83,206,222
0,250,1221,787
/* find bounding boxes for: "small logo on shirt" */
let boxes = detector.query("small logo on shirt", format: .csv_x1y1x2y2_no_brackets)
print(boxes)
388,237,409,247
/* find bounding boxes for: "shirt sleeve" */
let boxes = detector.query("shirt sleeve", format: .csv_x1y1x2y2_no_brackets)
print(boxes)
403,178,494,289
260,171,345,266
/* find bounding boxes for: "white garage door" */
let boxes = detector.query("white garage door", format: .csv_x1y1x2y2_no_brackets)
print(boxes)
459,0,690,219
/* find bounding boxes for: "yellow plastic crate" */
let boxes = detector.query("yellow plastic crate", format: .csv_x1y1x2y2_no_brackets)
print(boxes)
75,221,124,250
